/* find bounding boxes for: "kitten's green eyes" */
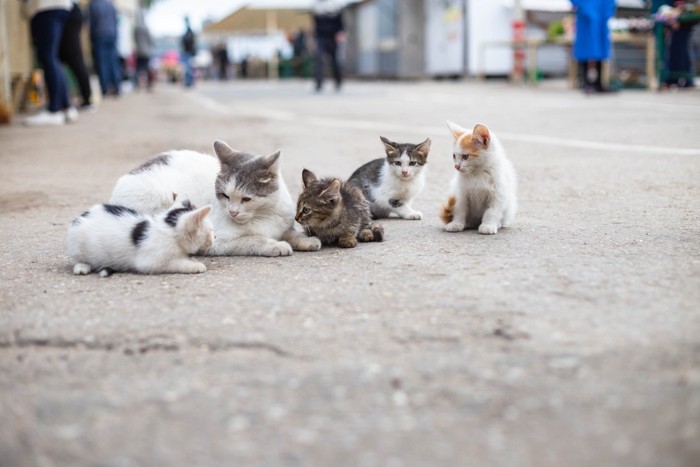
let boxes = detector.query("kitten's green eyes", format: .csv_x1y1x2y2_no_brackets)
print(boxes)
409,161,417,166
393,161,401,166
454,154,469,160
242,197,252,203
302,207,310,214
462,154,470,160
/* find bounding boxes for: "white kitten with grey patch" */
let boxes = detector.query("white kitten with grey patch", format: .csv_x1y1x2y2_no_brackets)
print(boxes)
440,122,517,235
348,136,431,220
109,141,321,257
67,200,213,277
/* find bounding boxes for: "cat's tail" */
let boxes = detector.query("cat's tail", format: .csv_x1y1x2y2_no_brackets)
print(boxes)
440,196,456,224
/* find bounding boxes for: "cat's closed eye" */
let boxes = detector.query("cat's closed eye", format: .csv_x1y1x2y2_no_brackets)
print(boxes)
218,192,230,200
242,197,252,203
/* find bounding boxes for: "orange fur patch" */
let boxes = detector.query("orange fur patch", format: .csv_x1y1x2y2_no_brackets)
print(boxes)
440,196,457,224
456,133,481,158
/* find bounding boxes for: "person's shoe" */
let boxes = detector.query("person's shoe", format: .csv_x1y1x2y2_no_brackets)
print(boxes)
22,110,65,127
64,106,79,123
79,103,97,113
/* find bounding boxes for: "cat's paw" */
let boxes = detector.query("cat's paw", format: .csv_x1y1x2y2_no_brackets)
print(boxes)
338,237,358,248
262,241,293,257
293,236,322,252
190,262,207,273
402,211,423,220
358,229,374,242
445,221,465,232
478,223,498,235
73,263,91,275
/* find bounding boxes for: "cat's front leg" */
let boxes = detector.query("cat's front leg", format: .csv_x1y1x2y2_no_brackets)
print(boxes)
210,236,292,257
479,206,504,235
282,228,321,252
444,198,468,232
392,203,422,220
338,234,358,248
162,258,207,274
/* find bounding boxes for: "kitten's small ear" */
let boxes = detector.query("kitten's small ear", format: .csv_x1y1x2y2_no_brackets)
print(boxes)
213,140,237,160
472,124,491,149
447,121,467,140
380,136,397,156
196,205,212,222
415,137,431,158
321,179,341,202
181,199,193,210
302,169,317,188
172,192,177,202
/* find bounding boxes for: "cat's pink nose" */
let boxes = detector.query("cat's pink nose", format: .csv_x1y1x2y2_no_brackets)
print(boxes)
454,165,460,170
402,171,409,177
229,211,239,218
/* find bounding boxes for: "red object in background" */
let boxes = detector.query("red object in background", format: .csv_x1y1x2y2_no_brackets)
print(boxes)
512,19,526,80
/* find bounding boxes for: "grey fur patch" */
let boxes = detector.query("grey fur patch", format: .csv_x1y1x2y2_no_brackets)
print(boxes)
131,220,149,246
347,158,384,202
389,199,404,208
164,204,194,228
103,204,138,217
217,152,280,198
129,153,171,174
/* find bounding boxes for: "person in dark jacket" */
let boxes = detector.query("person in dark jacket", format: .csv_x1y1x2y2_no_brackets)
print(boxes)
181,16,196,87
59,1,94,110
312,0,345,92
570,0,616,93
88,0,121,96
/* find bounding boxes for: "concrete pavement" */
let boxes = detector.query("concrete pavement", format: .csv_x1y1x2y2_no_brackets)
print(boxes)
1,79,699,467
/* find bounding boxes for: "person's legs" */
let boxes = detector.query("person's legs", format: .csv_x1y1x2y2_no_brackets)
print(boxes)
93,38,110,95
668,24,694,87
314,37,328,91
327,39,342,89
107,39,122,95
183,52,194,87
31,10,70,112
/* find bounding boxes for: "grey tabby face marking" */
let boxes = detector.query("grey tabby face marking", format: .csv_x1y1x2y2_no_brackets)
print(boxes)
380,137,431,166
103,205,138,217
213,140,280,198
129,153,171,175
131,220,150,246
164,200,195,227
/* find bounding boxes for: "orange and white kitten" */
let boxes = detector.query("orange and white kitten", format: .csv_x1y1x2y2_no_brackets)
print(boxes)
440,122,517,235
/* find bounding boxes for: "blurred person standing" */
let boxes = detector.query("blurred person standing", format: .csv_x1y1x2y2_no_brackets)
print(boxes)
133,10,154,91
570,0,617,93
59,1,94,111
653,0,696,88
181,17,197,87
89,0,121,97
312,0,345,92
20,0,78,126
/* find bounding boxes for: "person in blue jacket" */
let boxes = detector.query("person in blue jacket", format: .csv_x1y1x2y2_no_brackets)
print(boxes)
570,0,617,93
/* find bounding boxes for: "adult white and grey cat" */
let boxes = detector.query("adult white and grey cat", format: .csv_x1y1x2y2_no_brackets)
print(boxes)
67,199,214,277
109,141,321,257
440,122,517,235
348,136,431,220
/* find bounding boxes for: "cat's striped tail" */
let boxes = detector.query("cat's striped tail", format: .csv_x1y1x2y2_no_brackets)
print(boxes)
440,196,457,224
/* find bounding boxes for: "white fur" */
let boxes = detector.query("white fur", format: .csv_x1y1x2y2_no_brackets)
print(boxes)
370,154,426,220
67,202,214,276
110,147,320,257
444,122,517,235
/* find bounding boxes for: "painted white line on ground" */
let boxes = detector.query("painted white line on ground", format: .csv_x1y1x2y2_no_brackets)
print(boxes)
189,92,700,156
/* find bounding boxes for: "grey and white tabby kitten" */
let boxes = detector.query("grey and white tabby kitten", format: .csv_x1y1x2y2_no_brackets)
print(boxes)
295,169,384,248
67,199,214,277
348,136,431,220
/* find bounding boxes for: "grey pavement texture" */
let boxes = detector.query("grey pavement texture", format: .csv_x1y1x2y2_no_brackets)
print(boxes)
1,79,699,467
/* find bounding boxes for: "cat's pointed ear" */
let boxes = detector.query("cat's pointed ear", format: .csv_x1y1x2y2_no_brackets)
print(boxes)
213,140,237,160
415,137,432,159
321,179,341,202
302,169,317,188
472,124,491,149
447,121,467,140
195,205,212,222
264,150,281,172
380,136,398,157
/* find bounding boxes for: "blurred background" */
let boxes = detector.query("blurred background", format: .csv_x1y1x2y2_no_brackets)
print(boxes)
1,0,699,120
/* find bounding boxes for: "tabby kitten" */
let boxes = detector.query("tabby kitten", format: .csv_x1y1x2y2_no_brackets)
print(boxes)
295,169,384,248
440,122,517,235
348,136,431,220
67,199,214,277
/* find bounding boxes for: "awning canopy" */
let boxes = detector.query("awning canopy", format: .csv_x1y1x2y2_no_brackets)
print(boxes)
203,7,312,35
